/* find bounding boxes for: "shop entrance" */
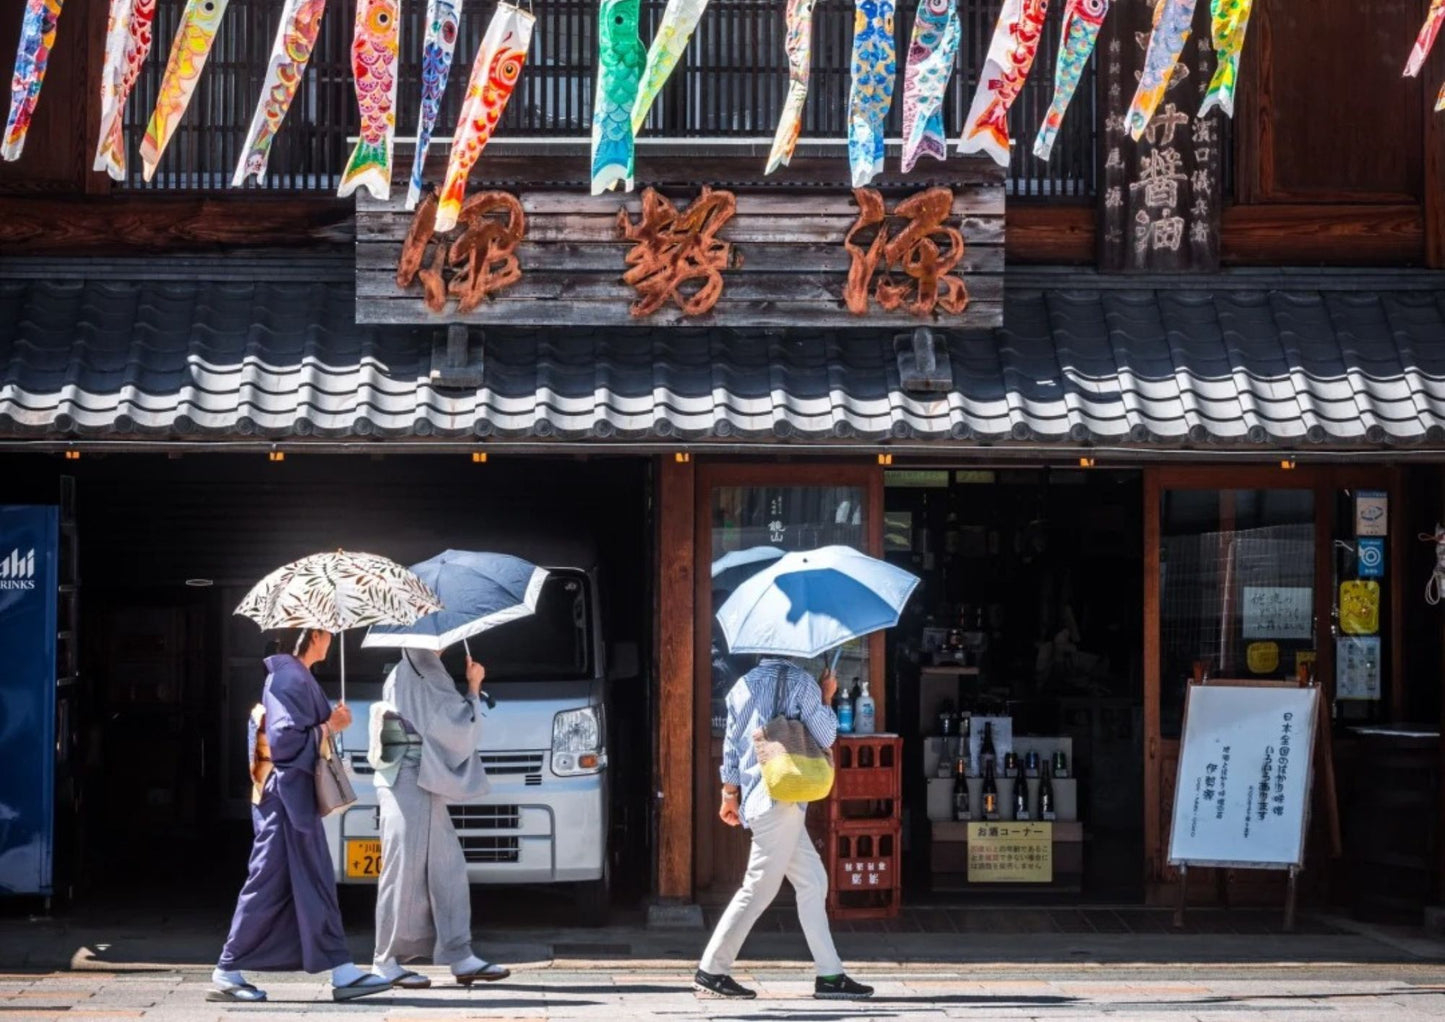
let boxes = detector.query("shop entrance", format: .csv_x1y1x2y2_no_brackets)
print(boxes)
884,467,1144,902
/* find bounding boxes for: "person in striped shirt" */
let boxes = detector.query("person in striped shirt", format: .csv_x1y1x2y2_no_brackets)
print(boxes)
694,656,873,1001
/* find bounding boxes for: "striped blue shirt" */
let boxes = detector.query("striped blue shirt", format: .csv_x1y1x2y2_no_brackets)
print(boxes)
720,657,838,828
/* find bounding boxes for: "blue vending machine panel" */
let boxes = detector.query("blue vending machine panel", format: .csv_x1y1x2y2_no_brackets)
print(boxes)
0,506,58,896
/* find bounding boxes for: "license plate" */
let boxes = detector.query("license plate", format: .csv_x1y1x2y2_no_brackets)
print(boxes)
345,839,382,879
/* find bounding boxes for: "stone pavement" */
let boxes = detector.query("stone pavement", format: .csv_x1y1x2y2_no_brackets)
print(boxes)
3,910,1445,1022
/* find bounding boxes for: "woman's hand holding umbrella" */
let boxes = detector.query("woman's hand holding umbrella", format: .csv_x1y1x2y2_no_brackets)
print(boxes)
819,668,838,707
465,657,485,698
326,701,353,734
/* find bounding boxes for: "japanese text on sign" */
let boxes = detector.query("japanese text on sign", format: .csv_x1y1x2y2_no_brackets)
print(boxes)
967,822,1052,883
1169,685,1318,868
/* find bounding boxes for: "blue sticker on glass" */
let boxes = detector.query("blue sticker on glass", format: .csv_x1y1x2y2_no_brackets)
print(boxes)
1357,537,1385,579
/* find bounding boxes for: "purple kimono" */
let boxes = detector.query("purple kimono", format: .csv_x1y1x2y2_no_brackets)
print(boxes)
217,654,349,973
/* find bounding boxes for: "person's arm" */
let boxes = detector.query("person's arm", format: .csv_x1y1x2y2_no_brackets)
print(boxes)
265,673,344,768
718,693,742,826
795,668,838,749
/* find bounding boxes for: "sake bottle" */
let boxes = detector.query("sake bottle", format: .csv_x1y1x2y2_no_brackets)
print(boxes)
982,760,999,820
952,754,971,821
1039,763,1056,821
1013,764,1030,821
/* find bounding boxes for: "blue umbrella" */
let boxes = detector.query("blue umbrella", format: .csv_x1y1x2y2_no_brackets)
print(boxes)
361,550,548,651
715,545,920,661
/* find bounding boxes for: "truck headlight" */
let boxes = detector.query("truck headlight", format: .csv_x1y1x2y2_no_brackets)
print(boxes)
551,707,605,776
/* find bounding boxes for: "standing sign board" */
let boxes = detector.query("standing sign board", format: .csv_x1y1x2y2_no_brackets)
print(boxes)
0,506,58,896
1168,682,1320,927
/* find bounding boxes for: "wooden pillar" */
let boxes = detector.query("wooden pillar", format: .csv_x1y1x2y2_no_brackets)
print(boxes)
1142,468,1162,886
654,454,695,901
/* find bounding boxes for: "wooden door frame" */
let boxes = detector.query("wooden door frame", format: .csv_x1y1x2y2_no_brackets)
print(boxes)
1143,463,1402,900
691,460,884,893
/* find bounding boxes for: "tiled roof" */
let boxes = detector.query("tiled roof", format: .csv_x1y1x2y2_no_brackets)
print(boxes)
2,260,1444,448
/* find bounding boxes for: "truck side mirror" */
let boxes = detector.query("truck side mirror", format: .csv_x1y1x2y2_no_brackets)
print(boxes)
607,641,640,681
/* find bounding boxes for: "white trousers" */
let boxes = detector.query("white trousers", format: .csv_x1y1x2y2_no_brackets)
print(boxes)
698,802,844,977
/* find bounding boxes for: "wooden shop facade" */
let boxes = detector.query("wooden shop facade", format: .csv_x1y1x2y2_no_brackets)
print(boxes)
2,0,1445,925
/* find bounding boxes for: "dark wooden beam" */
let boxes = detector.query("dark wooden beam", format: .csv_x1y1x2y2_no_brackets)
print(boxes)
1219,203,1426,266
1006,204,1095,264
655,454,694,901
0,196,353,253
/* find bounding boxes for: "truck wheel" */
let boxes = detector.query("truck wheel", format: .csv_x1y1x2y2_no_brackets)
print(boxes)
574,865,611,926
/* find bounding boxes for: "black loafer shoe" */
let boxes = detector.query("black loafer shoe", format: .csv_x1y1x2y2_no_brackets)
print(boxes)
815,974,874,1000
694,969,757,998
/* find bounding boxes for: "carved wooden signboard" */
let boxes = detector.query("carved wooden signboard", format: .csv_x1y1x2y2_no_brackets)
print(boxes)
356,150,1004,328
1099,0,1222,272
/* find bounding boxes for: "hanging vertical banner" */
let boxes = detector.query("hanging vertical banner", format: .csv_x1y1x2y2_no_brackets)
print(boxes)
435,2,535,232
848,0,898,187
591,0,645,194
232,0,329,187
765,0,818,174
1405,0,1445,78
1126,0,1197,141
631,0,711,136
1197,0,1253,117
406,0,465,210
139,0,232,181
1033,0,1110,161
900,0,960,173
338,0,400,200
957,0,1050,167
2,0,66,162
0,506,58,897
94,0,157,181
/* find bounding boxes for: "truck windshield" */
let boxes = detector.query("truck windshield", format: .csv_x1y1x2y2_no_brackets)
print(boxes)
448,571,593,682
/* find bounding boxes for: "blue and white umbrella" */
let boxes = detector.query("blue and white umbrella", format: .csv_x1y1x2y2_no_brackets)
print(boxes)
715,545,920,661
362,550,548,652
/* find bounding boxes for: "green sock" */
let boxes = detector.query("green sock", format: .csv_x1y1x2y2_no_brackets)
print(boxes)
819,974,841,981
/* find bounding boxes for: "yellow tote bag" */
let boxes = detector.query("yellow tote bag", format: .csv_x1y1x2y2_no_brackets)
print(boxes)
751,667,834,803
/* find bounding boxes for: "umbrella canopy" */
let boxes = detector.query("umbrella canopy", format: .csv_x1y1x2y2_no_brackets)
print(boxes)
716,545,920,660
709,545,786,597
362,550,549,651
235,550,443,632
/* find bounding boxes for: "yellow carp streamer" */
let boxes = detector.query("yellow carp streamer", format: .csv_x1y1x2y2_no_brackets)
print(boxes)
140,0,231,181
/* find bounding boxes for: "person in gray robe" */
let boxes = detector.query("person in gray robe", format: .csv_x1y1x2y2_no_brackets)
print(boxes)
368,648,510,988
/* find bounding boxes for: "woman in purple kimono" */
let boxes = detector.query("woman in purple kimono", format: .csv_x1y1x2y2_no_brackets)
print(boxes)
209,630,392,1003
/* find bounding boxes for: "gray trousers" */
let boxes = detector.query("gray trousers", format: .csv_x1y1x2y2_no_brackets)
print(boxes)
699,801,844,977
372,761,474,966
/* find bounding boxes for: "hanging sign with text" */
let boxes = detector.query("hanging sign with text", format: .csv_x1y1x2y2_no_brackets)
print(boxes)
1168,684,1319,869
967,822,1053,883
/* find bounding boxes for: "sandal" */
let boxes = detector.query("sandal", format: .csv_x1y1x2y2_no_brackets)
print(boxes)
454,962,511,985
206,982,266,1003
391,970,431,990
333,973,393,1002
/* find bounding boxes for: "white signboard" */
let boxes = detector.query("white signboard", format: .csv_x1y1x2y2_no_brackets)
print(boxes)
1241,586,1313,640
1168,684,1318,869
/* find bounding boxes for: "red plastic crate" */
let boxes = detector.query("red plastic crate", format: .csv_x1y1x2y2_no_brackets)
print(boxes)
817,818,901,919
832,735,902,801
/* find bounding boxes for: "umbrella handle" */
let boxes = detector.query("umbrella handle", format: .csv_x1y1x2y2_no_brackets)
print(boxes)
829,647,843,674
340,632,346,704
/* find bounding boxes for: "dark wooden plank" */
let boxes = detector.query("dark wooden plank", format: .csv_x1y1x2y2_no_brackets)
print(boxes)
655,454,694,901
360,269,1006,304
1006,204,1095,265
356,297,1004,328
355,240,1007,275
1219,203,1426,266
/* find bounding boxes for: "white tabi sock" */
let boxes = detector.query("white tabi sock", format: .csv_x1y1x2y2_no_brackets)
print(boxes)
450,954,487,977
212,968,245,988
372,958,405,980
331,962,367,986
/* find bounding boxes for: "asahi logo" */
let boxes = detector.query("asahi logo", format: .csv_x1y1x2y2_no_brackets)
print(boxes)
0,548,36,590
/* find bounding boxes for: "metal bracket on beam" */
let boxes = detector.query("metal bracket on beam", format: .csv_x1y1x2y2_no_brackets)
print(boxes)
429,324,485,390
895,326,952,394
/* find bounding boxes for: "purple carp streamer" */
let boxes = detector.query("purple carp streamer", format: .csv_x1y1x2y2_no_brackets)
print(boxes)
1032,0,1108,160
958,0,1049,167
631,0,710,135
1198,0,1252,117
765,0,817,174
139,0,232,181
233,0,328,187
900,0,960,173
3,0,66,162
848,0,897,188
1126,0,1194,141
407,0,464,210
